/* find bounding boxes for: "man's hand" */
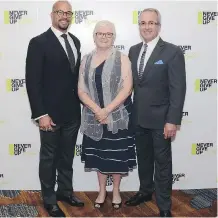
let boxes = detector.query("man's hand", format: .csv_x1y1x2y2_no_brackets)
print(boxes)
164,123,177,139
39,115,56,131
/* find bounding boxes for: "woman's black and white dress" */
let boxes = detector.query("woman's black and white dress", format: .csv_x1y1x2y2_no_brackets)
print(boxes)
81,60,137,174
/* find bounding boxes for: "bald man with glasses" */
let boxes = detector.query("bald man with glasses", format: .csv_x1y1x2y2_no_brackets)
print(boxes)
25,1,84,216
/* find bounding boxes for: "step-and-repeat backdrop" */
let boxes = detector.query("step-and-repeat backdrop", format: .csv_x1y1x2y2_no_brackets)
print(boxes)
0,1,217,190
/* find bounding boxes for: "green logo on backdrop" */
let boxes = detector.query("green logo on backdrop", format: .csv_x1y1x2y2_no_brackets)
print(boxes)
6,79,26,92
132,10,141,24
198,11,217,24
195,79,217,92
192,143,213,155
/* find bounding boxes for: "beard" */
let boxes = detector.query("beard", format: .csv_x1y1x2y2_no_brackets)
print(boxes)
58,20,70,30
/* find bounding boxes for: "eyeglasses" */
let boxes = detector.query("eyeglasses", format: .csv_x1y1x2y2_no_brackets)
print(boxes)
139,21,159,27
96,32,114,38
53,10,73,18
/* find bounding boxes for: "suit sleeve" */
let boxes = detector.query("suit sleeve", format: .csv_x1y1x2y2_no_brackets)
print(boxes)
166,47,186,125
25,38,46,119
128,46,132,60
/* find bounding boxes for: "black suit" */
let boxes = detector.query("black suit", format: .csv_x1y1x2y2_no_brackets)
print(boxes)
25,28,81,204
129,38,186,210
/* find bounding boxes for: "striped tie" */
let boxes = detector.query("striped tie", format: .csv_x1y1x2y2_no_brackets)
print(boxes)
138,44,148,80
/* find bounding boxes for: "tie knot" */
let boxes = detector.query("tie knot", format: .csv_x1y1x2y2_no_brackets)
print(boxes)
143,43,148,50
61,33,67,39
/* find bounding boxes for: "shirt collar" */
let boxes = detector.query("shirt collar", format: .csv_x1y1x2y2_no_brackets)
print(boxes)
51,26,69,38
143,35,160,48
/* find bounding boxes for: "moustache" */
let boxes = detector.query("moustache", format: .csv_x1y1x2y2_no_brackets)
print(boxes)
59,19,69,22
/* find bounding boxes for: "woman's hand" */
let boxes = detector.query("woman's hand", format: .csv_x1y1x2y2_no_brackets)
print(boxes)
100,118,108,124
95,108,109,123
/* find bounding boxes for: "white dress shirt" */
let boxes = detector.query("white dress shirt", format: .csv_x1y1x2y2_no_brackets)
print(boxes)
35,26,78,121
137,35,160,72
51,26,78,62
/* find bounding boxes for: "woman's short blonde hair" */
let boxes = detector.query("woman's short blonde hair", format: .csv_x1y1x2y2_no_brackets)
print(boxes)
93,20,116,41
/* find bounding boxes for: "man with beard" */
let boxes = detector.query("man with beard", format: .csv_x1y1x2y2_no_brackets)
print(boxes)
25,0,84,216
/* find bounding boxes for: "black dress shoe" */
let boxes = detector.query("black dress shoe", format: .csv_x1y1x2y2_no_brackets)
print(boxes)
44,204,65,217
57,194,84,207
125,192,152,206
160,210,172,217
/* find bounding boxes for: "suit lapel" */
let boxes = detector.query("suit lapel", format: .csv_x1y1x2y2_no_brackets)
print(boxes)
68,32,81,66
68,32,80,65
46,28,69,60
46,28,80,72
133,42,143,84
140,38,165,82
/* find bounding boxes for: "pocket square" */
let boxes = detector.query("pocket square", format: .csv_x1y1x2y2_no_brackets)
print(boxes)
154,60,164,64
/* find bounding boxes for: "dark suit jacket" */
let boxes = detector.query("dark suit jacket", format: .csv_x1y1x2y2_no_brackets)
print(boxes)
129,38,186,129
25,28,81,124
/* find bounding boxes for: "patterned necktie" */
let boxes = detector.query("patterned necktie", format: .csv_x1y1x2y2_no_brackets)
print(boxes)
61,34,75,71
138,43,148,80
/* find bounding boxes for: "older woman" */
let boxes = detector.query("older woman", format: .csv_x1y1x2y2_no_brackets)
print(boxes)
78,20,136,209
